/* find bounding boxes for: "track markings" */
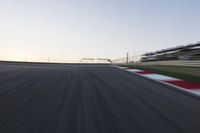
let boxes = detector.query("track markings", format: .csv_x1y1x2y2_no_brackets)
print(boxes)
116,66,200,96
142,74,179,81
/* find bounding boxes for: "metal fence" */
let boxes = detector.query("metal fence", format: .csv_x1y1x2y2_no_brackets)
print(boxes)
112,55,142,64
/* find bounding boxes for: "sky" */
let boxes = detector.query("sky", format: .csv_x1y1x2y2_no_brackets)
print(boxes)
0,0,200,62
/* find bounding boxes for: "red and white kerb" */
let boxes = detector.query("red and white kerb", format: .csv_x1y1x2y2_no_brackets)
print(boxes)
115,66,200,96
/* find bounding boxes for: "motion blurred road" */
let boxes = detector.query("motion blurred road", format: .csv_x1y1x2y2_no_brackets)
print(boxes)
0,62,200,133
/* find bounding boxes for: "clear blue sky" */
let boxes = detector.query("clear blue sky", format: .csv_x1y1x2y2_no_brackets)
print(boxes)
0,0,200,62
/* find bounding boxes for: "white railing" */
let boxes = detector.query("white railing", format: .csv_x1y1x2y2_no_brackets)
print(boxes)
112,55,142,64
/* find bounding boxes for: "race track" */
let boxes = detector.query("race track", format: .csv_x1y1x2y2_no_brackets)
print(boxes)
0,62,200,133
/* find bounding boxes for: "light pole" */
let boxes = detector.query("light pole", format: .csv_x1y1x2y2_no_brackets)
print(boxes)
126,52,129,64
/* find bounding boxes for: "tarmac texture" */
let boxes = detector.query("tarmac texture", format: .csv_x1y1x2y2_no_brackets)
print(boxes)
0,63,200,133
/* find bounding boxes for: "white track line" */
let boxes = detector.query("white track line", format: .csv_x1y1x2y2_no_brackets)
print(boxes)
142,74,180,81
126,69,143,72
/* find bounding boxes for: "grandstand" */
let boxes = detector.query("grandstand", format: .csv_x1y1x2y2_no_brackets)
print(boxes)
141,43,200,62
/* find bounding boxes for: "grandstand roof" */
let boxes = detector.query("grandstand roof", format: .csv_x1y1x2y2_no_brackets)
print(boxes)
143,43,200,56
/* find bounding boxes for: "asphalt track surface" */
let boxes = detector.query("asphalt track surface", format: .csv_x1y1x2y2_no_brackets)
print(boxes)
0,63,200,133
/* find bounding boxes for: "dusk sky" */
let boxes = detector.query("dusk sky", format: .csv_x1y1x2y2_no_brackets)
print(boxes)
0,0,200,62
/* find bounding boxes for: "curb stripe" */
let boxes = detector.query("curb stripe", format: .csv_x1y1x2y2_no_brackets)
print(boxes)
165,80,200,90
116,66,200,96
136,71,156,74
126,69,143,72
142,74,180,81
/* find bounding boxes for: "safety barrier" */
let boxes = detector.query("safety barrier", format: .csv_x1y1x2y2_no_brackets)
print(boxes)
139,60,200,67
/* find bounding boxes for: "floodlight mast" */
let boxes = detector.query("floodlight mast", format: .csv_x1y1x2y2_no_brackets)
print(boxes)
126,52,129,64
